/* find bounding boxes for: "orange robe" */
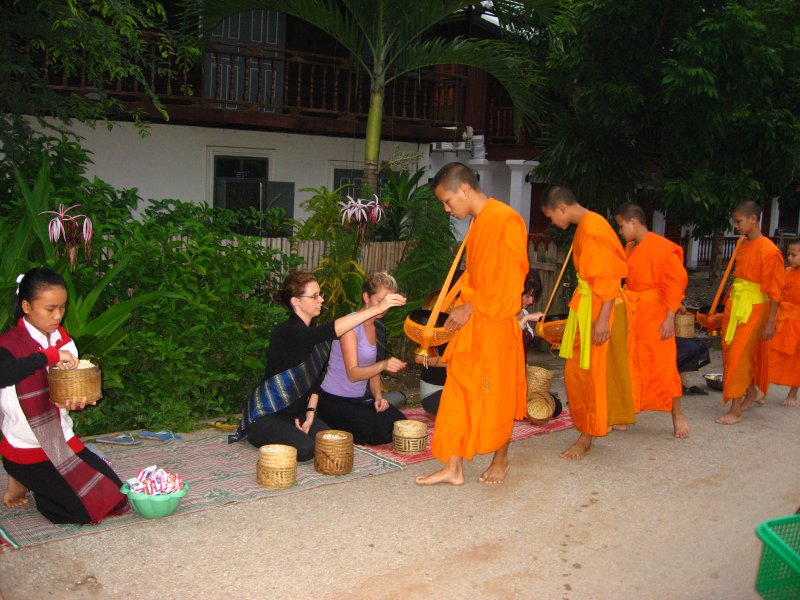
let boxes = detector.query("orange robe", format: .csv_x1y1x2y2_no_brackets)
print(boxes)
721,237,785,399
432,199,528,462
564,211,633,437
768,267,800,388
624,233,688,412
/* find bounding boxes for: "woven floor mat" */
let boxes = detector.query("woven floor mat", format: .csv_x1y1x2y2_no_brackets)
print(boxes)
0,431,402,548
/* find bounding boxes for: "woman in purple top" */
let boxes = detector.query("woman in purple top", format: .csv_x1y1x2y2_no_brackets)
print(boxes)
318,272,407,444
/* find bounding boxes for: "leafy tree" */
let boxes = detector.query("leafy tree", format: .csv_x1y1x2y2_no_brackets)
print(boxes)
0,0,199,187
528,0,800,245
193,0,546,191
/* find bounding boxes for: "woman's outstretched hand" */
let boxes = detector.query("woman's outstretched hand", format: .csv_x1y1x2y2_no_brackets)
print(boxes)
378,293,406,311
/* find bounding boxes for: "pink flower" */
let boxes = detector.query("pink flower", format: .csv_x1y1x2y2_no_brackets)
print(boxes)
39,203,93,268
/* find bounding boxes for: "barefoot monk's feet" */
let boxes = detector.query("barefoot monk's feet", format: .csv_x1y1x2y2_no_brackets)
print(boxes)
479,446,510,485
415,456,464,486
742,386,765,410
672,400,689,439
781,397,797,407
3,476,30,509
560,433,593,460
607,424,628,433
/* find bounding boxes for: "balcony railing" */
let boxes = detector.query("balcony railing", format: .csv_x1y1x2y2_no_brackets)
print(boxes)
40,39,468,137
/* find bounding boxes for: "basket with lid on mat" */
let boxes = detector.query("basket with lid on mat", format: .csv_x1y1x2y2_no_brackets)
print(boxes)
257,444,297,489
48,359,101,408
392,420,427,454
314,430,353,475
525,365,557,422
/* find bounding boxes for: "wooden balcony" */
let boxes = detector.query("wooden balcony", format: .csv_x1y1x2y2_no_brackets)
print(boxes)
42,40,469,142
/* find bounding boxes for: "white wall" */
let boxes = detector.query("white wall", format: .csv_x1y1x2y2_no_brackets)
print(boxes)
50,120,425,221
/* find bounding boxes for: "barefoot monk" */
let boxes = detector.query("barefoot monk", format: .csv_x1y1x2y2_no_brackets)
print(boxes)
416,162,528,486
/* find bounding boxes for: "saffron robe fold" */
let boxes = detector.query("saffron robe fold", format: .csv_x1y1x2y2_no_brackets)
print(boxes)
721,236,785,399
432,199,528,462
563,212,633,437
768,267,800,389
624,233,688,412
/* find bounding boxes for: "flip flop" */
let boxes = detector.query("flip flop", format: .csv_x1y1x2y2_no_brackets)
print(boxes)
95,433,139,446
139,430,182,441
211,420,238,431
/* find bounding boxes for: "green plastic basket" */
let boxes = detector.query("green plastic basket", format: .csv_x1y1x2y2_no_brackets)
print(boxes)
755,514,800,599
120,482,190,520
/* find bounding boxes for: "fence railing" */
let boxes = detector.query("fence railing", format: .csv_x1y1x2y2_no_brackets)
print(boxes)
261,238,408,273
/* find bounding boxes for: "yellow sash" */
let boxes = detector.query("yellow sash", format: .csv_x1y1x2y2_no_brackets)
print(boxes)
559,274,592,370
724,277,769,343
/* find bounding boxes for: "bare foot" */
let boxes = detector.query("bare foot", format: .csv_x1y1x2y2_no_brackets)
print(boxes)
607,424,628,433
560,434,592,460
781,397,797,407
742,387,765,410
415,456,464,486
715,412,742,425
3,476,30,509
479,458,510,485
672,411,690,438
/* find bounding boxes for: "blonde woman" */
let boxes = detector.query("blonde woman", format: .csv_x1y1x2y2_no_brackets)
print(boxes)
318,272,407,444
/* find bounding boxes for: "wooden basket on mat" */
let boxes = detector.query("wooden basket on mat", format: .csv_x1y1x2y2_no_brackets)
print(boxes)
392,420,427,455
257,444,297,489
48,361,101,408
697,236,744,334
535,245,574,349
314,430,354,475
527,391,556,421
675,312,697,338
526,365,553,397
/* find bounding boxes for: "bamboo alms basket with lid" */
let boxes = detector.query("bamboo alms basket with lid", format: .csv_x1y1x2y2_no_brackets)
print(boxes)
392,419,427,454
48,360,102,408
314,430,354,475
257,444,297,489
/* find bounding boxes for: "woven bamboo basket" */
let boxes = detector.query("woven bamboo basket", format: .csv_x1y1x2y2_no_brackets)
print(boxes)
48,361,101,408
675,312,696,338
525,365,553,397
392,420,427,454
314,430,354,475
404,309,453,356
527,391,556,421
256,444,297,489
535,317,572,349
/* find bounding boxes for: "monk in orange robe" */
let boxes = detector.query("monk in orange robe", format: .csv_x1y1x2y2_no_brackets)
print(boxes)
614,202,689,438
768,240,800,407
541,186,635,460
416,162,528,486
716,200,785,424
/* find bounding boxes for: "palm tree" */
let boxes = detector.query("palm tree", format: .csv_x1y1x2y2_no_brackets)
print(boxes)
192,0,543,191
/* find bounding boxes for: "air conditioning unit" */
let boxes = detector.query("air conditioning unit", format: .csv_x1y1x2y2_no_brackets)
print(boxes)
430,139,473,152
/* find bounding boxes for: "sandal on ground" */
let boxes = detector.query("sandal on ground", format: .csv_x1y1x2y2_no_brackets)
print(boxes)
139,430,182,441
95,432,139,446
211,420,238,431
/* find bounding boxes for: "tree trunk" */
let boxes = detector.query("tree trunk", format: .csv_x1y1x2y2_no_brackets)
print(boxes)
362,87,385,194
709,231,724,282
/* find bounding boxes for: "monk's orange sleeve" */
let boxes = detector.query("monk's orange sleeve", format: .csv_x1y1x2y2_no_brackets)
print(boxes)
660,249,688,313
762,251,786,302
579,234,627,302
470,215,528,321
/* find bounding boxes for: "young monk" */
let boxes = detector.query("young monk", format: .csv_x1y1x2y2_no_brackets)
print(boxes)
416,162,528,486
540,186,635,460
767,239,800,407
614,202,690,438
716,200,785,424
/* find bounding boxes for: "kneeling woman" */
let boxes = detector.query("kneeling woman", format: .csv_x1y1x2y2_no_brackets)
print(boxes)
229,271,405,461
318,272,408,445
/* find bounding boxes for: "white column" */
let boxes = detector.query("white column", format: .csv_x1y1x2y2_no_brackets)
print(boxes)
506,160,537,230
469,158,492,197
768,196,780,236
652,210,666,236
683,225,698,269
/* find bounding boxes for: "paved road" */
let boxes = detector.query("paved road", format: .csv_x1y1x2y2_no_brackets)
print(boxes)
1,349,798,599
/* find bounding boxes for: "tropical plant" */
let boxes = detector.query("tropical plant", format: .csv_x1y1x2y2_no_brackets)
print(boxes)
194,0,544,191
